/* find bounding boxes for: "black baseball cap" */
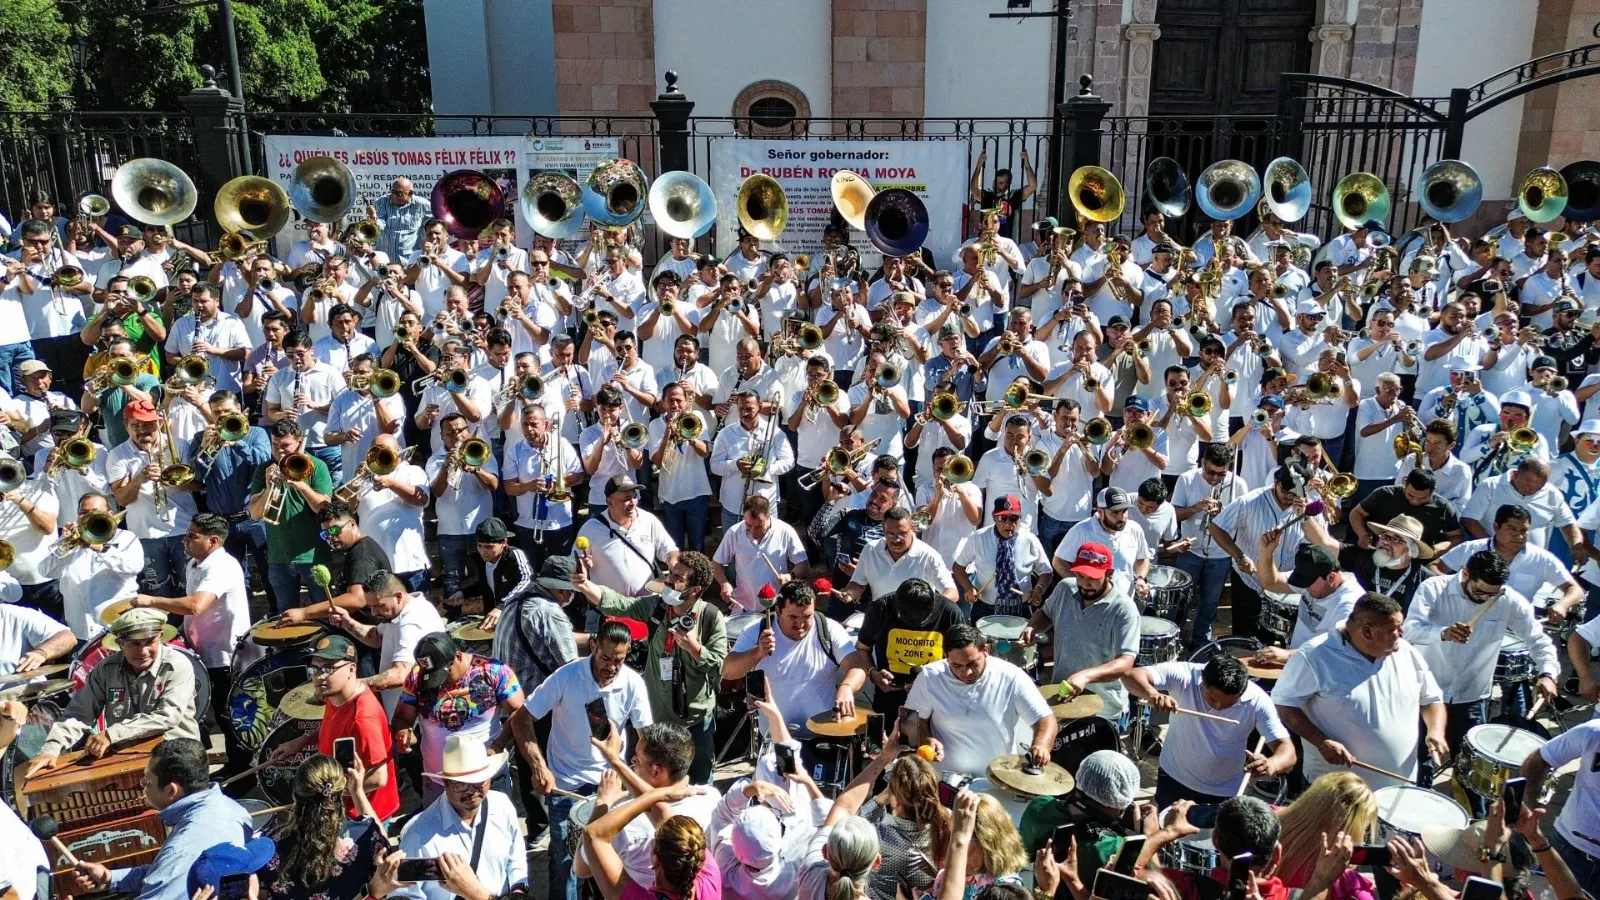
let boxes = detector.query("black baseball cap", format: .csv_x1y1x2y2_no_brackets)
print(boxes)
475,517,510,542
413,632,457,692
1286,544,1339,589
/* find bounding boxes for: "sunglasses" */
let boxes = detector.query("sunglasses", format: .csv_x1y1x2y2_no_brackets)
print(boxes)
319,524,345,541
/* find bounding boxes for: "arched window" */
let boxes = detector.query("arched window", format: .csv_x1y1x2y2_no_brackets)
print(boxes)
733,81,812,136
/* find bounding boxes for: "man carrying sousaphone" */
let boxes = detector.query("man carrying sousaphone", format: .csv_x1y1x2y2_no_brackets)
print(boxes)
249,420,335,613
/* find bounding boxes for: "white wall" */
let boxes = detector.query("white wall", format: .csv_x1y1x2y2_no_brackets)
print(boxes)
925,0,1052,119
1412,0,1537,201
652,0,832,119
424,0,557,120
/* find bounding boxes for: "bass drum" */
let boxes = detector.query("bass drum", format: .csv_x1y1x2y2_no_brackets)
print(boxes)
228,647,314,751
1,697,63,814
253,716,323,804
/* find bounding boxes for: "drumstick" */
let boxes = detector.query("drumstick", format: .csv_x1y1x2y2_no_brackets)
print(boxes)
1237,737,1266,797
1348,757,1411,783
1465,592,1502,628
219,760,273,788
249,804,291,818
759,552,783,581
549,787,588,801
1170,706,1239,725
0,664,67,686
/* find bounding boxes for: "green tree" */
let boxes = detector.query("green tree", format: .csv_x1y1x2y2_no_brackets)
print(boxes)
0,0,73,111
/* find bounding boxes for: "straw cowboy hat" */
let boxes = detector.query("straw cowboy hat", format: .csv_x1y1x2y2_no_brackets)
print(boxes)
425,734,508,783
1368,514,1435,561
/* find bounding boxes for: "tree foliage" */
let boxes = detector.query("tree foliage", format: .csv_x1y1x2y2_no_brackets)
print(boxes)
0,0,430,114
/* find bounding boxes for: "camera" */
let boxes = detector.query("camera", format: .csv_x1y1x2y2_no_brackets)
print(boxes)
671,613,696,631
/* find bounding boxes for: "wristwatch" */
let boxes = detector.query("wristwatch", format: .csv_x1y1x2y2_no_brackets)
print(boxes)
1477,846,1505,863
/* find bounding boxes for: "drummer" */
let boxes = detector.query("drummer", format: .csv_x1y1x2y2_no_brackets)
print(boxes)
0,600,72,678
1251,533,1367,666
844,577,965,717
1433,503,1586,625
1021,542,1140,724
902,622,1056,778
276,501,393,626
953,495,1053,618
26,607,200,777
1122,654,1295,807
1403,549,1558,802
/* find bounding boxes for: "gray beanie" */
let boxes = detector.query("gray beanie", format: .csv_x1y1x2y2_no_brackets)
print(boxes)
1076,749,1140,810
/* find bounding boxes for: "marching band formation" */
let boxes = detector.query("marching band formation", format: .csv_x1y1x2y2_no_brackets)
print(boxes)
0,146,1593,900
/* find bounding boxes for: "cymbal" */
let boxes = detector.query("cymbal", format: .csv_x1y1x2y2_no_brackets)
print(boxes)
450,617,496,642
988,754,1074,797
249,620,325,647
102,624,179,652
1229,649,1283,680
276,682,325,721
99,599,136,626
805,709,868,738
0,664,69,686
0,678,71,702
1046,684,1104,719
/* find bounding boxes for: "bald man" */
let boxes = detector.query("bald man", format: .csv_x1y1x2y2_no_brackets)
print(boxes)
353,432,432,592
370,177,428,261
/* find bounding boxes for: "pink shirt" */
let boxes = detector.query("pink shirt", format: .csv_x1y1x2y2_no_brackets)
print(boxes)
621,855,722,900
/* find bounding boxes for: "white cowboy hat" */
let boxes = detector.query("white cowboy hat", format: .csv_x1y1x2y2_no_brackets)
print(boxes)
1368,514,1435,561
425,734,508,783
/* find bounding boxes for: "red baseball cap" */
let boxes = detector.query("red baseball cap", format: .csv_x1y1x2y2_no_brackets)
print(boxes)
123,399,159,423
992,495,1022,518
1069,542,1114,579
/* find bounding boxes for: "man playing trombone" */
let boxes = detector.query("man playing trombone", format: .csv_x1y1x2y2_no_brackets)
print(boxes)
106,399,193,600
33,410,107,528
248,420,335,613
710,389,795,532
648,382,713,554
41,490,142,641
906,380,972,493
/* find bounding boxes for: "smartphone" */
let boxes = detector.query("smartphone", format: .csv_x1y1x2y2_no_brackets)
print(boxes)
745,670,767,701
218,873,252,900
1091,869,1149,900
396,858,442,883
1460,876,1504,900
583,698,611,742
774,742,796,776
333,736,357,770
1502,776,1526,826
1113,835,1146,875
897,708,919,747
1052,823,1085,863
1349,845,1392,868
1226,853,1255,900
866,712,885,754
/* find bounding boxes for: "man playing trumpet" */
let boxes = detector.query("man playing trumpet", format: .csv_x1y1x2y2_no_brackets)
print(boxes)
648,382,713,554
248,420,335,613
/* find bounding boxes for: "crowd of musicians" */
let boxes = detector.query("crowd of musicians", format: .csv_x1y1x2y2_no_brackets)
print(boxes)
0,149,1592,900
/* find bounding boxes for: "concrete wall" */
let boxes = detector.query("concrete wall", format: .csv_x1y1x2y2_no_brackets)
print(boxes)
653,0,832,118
923,0,1051,119
423,0,558,119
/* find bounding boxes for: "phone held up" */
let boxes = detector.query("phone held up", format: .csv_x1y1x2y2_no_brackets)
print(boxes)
584,698,611,742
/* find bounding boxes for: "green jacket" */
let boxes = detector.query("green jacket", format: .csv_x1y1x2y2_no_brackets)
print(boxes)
594,587,727,727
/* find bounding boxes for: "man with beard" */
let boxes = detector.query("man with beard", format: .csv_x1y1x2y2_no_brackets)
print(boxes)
329,569,447,715
820,475,902,618
1418,301,1492,397
1335,515,1434,613
1054,487,1152,603
903,622,1055,777
1435,503,1585,626
844,577,964,718
1348,468,1461,557
1404,550,1558,800
1024,542,1140,723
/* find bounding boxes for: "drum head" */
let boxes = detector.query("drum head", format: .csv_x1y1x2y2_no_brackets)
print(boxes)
248,620,325,648
1140,617,1179,638
253,718,322,804
1051,716,1121,776
1466,723,1546,766
1188,637,1263,664
229,648,314,750
1147,566,1192,588
448,616,496,644
1375,786,1467,834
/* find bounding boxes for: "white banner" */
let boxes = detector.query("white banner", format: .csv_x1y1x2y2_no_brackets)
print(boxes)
262,134,527,239
708,139,967,267
525,136,619,184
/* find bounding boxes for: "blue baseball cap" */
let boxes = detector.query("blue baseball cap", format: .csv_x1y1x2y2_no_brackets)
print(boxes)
1259,395,1286,410
1123,396,1153,412
189,837,277,895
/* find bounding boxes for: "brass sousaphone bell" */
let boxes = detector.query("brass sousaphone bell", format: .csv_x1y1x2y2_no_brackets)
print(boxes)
215,175,291,240
1262,157,1311,223
111,158,198,227
736,174,788,241
522,171,585,239
1144,157,1190,218
582,158,649,228
831,170,876,231
1558,159,1600,222
1518,166,1569,223
864,188,930,258
1332,172,1391,231
432,170,506,240
1195,160,1262,222
648,170,718,240
1068,166,1126,223
288,155,356,224
1416,159,1483,224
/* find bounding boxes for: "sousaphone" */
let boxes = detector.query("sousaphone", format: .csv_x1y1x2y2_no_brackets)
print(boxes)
288,155,356,224
863,188,929,258
1067,166,1125,223
1262,157,1311,223
1143,157,1190,218
831,170,876,231
110,158,198,227
648,170,717,239
215,175,291,240
432,170,505,240
582,158,649,228
736,174,788,242
1416,159,1483,224
521,171,584,239
1518,166,1568,223
1331,172,1390,231
1195,160,1261,222
1559,159,1600,222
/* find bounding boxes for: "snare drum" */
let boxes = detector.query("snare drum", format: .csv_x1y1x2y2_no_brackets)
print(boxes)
1544,600,1586,644
1144,566,1194,621
1161,830,1220,875
448,616,496,656
978,616,1036,671
1259,591,1299,644
1456,723,1547,801
1375,786,1467,842
1137,617,1181,666
1495,636,1535,686
566,797,596,857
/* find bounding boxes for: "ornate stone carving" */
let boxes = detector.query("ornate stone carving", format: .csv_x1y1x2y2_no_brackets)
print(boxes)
1122,24,1162,118
1309,24,1354,77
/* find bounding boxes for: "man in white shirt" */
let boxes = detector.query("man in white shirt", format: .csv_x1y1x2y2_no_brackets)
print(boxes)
953,494,1051,618
840,505,959,606
387,734,528,900
1171,443,1248,648
1463,457,1582,552
265,328,348,479
1352,373,1413,499
163,284,250,392
576,475,678,598
1210,462,1335,642
710,389,795,530
106,399,193,599
470,221,531,311
903,621,1056,778
40,490,142,641
1254,538,1369,655
1396,418,1474,510
356,433,431,592
405,220,471,320
711,495,808,612
325,353,405,477
311,303,377,371
1054,486,1152,601
126,513,251,773
0,602,72,678
428,413,499,608
1272,592,1448,791
724,580,864,736
329,569,447,715
1518,710,1600,884
1418,301,1492,396
504,404,583,564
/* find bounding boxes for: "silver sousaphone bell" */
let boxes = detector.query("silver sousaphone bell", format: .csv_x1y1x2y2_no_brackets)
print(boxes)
1143,157,1190,218
864,188,929,257
1195,160,1261,222
288,155,356,224
1416,159,1483,224
522,171,585,239
582,158,649,228
1262,157,1311,223
832,170,876,231
648,170,717,239
1559,159,1600,223
110,158,198,227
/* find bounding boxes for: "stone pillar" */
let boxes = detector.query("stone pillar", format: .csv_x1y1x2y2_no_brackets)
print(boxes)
1309,24,1355,77
1122,24,1162,118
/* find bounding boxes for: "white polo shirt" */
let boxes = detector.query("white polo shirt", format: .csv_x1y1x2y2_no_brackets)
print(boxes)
1462,474,1575,548
163,313,252,392
182,548,250,669
730,615,854,727
525,656,653,791
426,451,498,538
1054,515,1151,598
1403,574,1559,704
264,363,347,448
1436,539,1574,607
0,605,66,677
849,538,956,603
1539,718,1600,858
1171,469,1247,561
1290,575,1367,649
903,655,1054,778
953,526,1052,610
576,510,677,598
377,595,448,715
327,390,407,476
356,463,430,574
0,481,60,586
712,520,808,612
1144,661,1291,796
1272,629,1444,790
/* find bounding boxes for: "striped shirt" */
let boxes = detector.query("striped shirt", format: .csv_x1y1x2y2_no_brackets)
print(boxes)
1212,485,1327,592
488,548,576,692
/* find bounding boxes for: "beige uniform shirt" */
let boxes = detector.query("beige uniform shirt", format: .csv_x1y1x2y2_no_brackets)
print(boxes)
40,644,199,755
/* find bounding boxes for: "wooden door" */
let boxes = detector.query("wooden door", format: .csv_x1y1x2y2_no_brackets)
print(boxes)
1149,0,1316,118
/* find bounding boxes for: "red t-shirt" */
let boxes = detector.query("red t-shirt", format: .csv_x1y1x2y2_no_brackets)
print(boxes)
319,686,400,822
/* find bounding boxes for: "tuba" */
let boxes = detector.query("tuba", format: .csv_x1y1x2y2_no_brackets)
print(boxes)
1416,159,1483,224
648,170,717,240
432,170,505,240
831,170,876,231
288,156,356,223
1332,172,1391,231
1068,166,1125,223
1517,166,1569,223
1262,157,1312,223
522,170,585,239
111,158,198,226
736,174,788,241
1195,160,1262,222
77,193,111,219
864,189,930,258
1558,159,1600,222
1144,157,1190,218
215,175,291,240
582,158,649,228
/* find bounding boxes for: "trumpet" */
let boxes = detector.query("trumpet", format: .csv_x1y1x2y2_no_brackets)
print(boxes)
262,452,316,525
1250,408,1272,428
1508,426,1539,454
1548,375,1570,394
53,510,125,558
446,437,492,490
797,323,825,351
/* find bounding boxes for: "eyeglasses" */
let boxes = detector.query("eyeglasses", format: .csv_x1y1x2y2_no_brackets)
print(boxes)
310,661,351,677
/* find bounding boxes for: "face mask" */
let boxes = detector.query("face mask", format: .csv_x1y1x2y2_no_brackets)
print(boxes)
660,585,684,608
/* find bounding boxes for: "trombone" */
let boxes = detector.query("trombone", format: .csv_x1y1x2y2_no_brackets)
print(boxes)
45,437,97,476
196,412,251,467
796,438,882,491
262,452,316,525
166,354,211,392
86,357,140,394
335,444,412,504
447,437,492,489
53,510,125,558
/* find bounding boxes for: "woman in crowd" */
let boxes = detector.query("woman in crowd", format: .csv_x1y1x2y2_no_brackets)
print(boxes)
584,781,722,900
1275,772,1377,892
257,754,385,900
860,754,951,900
931,793,1029,900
